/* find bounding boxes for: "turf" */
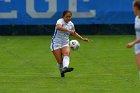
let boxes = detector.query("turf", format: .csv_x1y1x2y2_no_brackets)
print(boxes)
0,35,139,93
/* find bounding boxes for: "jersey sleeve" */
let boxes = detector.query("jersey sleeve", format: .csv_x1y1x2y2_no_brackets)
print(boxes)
56,19,63,26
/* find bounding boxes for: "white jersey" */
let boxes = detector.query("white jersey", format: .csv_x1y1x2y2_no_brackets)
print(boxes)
50,18,75,51
134,16,140,54
52,18,75,43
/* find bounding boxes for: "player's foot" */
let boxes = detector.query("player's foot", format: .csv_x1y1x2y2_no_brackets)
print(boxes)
61,72,65,77
66,67,74,72
60,67,74,77
62,67,74,73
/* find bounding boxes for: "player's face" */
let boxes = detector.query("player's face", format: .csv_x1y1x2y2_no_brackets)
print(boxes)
63,13,72,23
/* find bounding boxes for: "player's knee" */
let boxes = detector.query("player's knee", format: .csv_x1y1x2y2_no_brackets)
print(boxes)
63,52,70,56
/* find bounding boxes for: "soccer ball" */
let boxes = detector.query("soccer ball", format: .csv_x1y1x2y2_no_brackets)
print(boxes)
69,40,80,51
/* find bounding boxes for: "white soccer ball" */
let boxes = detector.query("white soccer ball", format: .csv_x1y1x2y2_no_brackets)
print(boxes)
69,40,80,51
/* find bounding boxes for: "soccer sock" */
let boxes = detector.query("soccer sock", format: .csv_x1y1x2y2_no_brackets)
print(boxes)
63,56,70,68
57,63,63,72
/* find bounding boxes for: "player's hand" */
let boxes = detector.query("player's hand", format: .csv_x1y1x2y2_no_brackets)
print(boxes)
127,42,134,48
82,38,90,42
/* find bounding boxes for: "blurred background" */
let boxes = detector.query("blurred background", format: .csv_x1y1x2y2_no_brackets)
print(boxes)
0,0,135,35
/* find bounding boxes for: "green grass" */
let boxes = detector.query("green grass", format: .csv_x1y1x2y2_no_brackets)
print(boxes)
0,35,140,93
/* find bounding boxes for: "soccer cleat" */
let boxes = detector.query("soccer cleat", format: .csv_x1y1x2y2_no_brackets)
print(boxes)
60,67,74,78
61,72,65,77
61,67,74,73
66,67,74,72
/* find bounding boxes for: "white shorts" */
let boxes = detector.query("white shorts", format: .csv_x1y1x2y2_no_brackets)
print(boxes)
135,44,140,55
50,42,69,51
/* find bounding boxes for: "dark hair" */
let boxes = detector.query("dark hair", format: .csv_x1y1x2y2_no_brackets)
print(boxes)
62,10,72,17
134,0,140,9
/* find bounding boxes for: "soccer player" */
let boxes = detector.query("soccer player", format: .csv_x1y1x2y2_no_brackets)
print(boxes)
127,0,140,77
50,10,89,77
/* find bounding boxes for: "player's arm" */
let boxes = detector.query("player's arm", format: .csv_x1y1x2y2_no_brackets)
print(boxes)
127,39,140,48
56,24,75,34
71,31,89,42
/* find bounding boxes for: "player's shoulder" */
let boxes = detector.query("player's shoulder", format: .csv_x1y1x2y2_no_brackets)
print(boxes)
57,18,64,23
135,16,140,23
135,16,138,19
56,18,65,25
135,16,139,20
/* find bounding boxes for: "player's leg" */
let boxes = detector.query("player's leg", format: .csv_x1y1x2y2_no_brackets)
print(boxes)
51,43,63,71
134,45,140,77
52,49,64,77
52,48,62,64
61,46,74,73
136,53,140,76
62,46,70,68
52,48,63,69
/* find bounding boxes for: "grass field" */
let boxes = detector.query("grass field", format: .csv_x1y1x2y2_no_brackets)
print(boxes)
0,35,140,93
